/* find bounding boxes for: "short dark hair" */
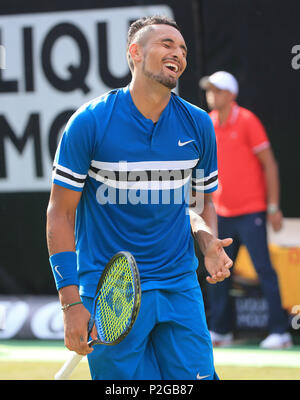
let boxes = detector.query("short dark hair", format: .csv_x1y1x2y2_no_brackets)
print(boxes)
127,15,181,72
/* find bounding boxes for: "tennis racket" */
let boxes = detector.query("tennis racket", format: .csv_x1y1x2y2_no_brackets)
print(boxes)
54,251,141,380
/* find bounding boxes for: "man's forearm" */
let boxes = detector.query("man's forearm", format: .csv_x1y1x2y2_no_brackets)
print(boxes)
199,197,218,238
58,285,82,305
46,208,76,256
46,207,80,304
256,148,281,209
189,197,218,255
264,160,280,207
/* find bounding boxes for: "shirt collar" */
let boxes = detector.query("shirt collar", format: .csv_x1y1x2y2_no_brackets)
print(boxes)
215,101,240,128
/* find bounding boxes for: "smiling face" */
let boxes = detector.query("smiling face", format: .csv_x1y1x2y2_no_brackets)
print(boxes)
129,24,188,89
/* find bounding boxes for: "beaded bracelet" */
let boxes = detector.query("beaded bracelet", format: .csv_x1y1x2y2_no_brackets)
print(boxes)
61,301,83,311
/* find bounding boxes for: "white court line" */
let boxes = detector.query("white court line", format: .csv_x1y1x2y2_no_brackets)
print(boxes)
0,342,300,369
0,344,88,362
213,348,300,368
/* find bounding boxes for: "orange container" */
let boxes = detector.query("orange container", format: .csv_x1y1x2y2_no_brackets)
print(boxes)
234,244,300,313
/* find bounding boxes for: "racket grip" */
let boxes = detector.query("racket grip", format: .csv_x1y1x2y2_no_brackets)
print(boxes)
55,316,96,380
54,352,84,380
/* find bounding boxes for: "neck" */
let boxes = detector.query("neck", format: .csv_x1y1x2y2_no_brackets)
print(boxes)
129,75,171,123
218,102,233,125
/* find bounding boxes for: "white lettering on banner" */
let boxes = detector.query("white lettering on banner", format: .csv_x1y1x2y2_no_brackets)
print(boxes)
235,297,269,329
31,302,63,339
0,301,29,339
0,45,5,69
0,298,63,339
0,5,174,192
0,303,5,330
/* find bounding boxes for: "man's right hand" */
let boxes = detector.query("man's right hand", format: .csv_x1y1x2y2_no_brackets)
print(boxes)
63,302,98,355
59,285,98,355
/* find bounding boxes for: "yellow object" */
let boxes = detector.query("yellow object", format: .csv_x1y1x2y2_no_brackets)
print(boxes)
234,244,300,313
98,255,135,342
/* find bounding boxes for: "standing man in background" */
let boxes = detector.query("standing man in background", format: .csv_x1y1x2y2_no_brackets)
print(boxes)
200,71,292,349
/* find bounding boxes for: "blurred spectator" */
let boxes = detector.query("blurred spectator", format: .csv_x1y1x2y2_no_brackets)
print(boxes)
199,71,292,349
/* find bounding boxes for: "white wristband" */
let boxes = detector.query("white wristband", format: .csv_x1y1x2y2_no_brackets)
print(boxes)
267,204,279,214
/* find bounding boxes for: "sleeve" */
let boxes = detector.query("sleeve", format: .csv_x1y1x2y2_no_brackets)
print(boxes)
246,111,270,154
52,106,95,192
192,113,218,193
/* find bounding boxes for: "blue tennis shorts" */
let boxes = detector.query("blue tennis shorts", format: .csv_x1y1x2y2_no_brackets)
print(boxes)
82,286,219,380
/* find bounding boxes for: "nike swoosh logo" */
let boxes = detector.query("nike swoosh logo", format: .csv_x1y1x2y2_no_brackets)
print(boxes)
197,373,210,380
54,265,63,279
178,139,195,147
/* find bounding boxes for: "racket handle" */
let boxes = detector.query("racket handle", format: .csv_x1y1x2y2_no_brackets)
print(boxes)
54,352,84,380
55,317,97,380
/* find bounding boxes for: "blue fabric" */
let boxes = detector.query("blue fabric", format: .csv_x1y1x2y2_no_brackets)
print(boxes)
49,251,79,290
52,86,218,297
82,286,219,380
207,212,289,334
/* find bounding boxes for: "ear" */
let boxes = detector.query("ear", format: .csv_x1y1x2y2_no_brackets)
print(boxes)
128,43,143,67
230,92,237,102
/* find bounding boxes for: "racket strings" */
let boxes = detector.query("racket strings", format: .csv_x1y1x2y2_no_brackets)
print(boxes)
96,256,135,343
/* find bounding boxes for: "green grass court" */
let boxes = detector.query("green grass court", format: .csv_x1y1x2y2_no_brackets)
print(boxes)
0,340,299,380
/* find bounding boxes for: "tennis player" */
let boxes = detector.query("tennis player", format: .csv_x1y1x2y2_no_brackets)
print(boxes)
46,16,233,380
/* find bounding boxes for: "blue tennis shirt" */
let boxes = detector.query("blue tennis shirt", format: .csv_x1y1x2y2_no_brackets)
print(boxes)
52,86,218,297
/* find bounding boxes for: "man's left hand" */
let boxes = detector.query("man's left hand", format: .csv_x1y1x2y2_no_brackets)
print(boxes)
204,238,233,284
268,209,283,232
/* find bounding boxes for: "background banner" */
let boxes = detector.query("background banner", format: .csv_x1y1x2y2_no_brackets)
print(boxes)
0,296,63,339
0,295,269,340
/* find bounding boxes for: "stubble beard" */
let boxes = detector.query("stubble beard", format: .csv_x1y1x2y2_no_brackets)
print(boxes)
142,59,177,90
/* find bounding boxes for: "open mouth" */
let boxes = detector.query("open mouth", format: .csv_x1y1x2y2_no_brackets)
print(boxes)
164,62,179,74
